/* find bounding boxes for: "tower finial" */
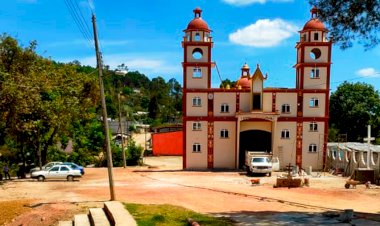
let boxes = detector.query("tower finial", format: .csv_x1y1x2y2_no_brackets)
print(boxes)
311,6,319,19
193,7,202,18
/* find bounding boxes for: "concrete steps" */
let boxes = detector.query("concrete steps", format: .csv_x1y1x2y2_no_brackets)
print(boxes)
58,201,136,226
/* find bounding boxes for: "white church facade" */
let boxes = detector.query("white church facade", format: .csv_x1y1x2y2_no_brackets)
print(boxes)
182,7,332,170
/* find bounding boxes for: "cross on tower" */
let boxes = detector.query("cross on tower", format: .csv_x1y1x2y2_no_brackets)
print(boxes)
363,125,375,169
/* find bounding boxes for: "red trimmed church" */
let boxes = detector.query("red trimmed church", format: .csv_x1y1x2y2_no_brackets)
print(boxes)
182,7,332,170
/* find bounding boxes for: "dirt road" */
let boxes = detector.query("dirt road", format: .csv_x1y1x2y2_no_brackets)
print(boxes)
1,156,379,225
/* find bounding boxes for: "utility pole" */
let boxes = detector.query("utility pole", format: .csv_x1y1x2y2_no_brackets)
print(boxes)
92,14,115,201
363,125,375,169
118,93,126,168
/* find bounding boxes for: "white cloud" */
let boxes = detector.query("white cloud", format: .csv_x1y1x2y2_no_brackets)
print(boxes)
229,19,298,47
356,68,380,78
222,0,293,6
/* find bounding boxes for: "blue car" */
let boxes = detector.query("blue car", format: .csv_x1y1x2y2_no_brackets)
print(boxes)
62,162,85,175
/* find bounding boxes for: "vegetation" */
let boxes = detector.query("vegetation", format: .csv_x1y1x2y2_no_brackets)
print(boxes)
0,34,182,169
309,0,380,49
124,203,234,226
329,82,380,143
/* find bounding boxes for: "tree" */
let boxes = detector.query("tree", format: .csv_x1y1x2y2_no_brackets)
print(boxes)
309,0,380,49
329,82,380,143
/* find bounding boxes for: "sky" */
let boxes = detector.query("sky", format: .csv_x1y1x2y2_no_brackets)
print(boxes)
1,0,379,92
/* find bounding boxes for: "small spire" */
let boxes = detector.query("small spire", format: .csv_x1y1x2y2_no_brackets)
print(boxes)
311,6,319,19
193,7,202,18
257,63,260,69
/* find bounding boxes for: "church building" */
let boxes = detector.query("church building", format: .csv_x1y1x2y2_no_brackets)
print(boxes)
182,7,332,170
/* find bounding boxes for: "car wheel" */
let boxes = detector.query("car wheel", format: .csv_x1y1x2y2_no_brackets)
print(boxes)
37,176,45,182
268,172,272,177
67,175,74,181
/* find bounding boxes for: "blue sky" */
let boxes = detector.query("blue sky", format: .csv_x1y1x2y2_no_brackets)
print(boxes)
1,0,379,92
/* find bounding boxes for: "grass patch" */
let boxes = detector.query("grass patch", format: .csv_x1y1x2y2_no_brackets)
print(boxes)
124,203,234,226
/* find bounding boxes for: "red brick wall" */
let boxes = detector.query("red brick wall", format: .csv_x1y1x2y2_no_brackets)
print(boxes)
152,131,183,156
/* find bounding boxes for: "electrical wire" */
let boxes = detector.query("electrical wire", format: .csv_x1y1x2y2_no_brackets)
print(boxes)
64,0,94,49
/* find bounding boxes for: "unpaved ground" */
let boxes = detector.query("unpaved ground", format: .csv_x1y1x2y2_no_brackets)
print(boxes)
1,156,380,225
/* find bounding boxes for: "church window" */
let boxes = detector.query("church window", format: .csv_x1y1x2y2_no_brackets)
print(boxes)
281,129,290,139
193,143,201,152
281,104,291,114
193,97,201,106
204,33,209,42
310,68,320,78
309,98,319,107
310,48,321,60
192,48,203,59
192,122,201,131
309,122,318,132
314,32,319,41
220,129,229,138
221,103,229,113
253,94,261,110
309,144,317,152
193,67,202,78
195,32,201,41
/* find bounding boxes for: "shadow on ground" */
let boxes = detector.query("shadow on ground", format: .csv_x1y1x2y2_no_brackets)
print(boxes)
214,210,380,226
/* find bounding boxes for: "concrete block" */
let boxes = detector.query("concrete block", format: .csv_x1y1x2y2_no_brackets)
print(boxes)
89,208,111,226
74,214,91,226
104,201,137,226
58,221,72,226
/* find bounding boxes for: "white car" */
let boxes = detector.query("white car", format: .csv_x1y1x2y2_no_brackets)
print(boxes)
31,165,82,181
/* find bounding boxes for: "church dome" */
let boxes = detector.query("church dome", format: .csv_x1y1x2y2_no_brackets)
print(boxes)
236,77,251,89
303,19,326,30
302,7,326,31
186,8,210,31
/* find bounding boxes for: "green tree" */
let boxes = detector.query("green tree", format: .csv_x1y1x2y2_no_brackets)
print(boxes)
309,0,380,49
0,35,101,166
329,82,380,142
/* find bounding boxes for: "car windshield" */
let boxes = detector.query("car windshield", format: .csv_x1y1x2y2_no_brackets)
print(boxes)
252,157,269,163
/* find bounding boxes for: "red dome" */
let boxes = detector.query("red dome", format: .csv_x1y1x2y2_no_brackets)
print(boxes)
303,18,326,31
187,18,210,31
186,8,210,31
236,77,251,89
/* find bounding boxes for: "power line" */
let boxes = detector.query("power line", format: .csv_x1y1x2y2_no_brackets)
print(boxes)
64,0,93,49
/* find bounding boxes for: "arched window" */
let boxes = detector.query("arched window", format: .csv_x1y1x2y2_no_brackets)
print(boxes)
195,32,201,41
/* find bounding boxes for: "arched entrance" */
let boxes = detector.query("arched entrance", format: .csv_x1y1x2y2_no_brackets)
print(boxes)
239,130,272,168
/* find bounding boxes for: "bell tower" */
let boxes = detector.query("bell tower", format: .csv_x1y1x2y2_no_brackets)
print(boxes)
182,7,213,89
294,7,332,169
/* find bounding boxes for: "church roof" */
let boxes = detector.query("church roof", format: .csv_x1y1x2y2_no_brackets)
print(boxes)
302,7,326,31
251,64,266,80
186,8,210,31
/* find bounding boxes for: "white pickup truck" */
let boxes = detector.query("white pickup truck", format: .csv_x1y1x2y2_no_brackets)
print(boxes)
245,151,279,176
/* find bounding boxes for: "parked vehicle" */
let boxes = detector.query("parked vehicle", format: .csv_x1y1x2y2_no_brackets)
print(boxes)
29,161,62,173
31,165,82,181
245,151,273,176
61,162,85,175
